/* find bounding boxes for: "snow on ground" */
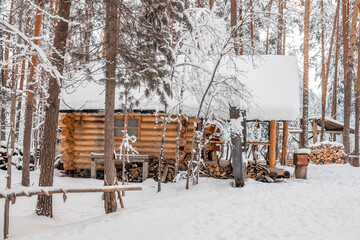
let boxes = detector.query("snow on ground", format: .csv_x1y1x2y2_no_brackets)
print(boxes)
1,164,360,240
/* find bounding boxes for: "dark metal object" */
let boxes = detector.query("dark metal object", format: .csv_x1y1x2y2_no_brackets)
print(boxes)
232,136,245,187
230,108,246,188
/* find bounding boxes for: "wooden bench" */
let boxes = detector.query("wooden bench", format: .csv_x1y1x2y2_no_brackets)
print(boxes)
90,153,152,181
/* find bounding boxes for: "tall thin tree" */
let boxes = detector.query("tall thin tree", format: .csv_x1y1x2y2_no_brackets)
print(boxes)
36,0,72,217
342,0,359,163
103,0,118,213
22,0,45,187
302,0,311,148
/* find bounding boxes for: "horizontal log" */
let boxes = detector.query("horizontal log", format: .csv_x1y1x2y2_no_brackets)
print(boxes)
61,128,74,137
72,163,91,170
61,141,75,149
0,185,142,199
62,117,75,126
60,153,74,163
64,161,74,168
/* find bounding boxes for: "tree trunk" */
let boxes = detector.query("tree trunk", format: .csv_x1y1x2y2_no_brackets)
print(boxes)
196,0,200,8
209,0,214,10
320,0,326,141
239,0,243,55
250,0,254,51
3,67,17,239
36,0,72,217
0,0,15,142
354,14,360,166
331,10,340,122
231,0,237,54
302,0,311,148
265,0,273,54
277,0,283,55
22,0,45,187
282,0,287,55
343,0,359,163
103,0,118,214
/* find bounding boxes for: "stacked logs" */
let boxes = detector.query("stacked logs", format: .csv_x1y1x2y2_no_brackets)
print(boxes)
148,160,178,182
309,142,346,164
246,163,274,182
201,164,233,179
117,163,143,182
114,159,280,183
59,113,76,170
0,142,23,170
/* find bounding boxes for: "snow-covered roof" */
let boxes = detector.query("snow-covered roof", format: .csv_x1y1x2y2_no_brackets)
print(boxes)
60,55,300,121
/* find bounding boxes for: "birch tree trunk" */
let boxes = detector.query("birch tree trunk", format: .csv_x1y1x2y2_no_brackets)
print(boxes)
103,0,118,214
36,0,72,217
302,0,311,148
22,0,45,187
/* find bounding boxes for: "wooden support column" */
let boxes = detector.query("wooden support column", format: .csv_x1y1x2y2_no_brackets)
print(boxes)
313,119,318,143
281,121,288,166
299,119,303,148
269,120,276,167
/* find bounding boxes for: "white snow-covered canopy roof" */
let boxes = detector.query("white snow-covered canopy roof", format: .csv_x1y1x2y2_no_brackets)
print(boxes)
60,55,300,121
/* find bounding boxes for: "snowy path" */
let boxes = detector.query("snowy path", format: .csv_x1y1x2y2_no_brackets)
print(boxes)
1,164,360,240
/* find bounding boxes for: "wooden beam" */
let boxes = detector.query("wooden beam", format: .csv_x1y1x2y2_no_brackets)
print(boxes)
0,186,142,199
281,121,288,166
269,120,276,167
246,141,271,146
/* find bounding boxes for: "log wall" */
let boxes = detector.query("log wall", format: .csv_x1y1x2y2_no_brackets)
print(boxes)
58,112,222,170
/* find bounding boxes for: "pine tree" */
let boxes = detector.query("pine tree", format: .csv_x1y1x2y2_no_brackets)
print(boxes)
36,0,72,217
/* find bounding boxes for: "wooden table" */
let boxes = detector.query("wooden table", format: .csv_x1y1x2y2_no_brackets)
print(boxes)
90,153,152,181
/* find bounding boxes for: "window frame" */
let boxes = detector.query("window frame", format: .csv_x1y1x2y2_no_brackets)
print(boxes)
114,114,142,140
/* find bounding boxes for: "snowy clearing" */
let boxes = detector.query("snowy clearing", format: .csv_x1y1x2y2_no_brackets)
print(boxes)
1,164,360,240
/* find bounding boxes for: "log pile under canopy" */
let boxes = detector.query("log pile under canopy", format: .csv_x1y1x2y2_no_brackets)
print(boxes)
0,142,24,170
309,142,346,164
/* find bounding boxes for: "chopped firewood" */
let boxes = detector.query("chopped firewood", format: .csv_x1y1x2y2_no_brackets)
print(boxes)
309,142,346,165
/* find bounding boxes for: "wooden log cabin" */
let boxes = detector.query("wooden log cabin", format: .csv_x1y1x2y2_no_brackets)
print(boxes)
58,55,300,175
58,111,224,171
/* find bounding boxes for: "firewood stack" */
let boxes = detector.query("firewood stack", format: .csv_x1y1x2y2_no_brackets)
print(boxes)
148,160,178,182
0,142,23,170
309,142,346,164
246,163,274,183
201,165,233,179
117,163,143,182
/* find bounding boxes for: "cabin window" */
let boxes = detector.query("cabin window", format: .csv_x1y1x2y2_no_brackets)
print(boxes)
114,116,141,139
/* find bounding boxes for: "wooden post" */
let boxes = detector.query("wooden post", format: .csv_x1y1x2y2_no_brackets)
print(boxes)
281,121,288,166
313,119,318,143
269,120,276,167
294,153,309,179
299,119,303,148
